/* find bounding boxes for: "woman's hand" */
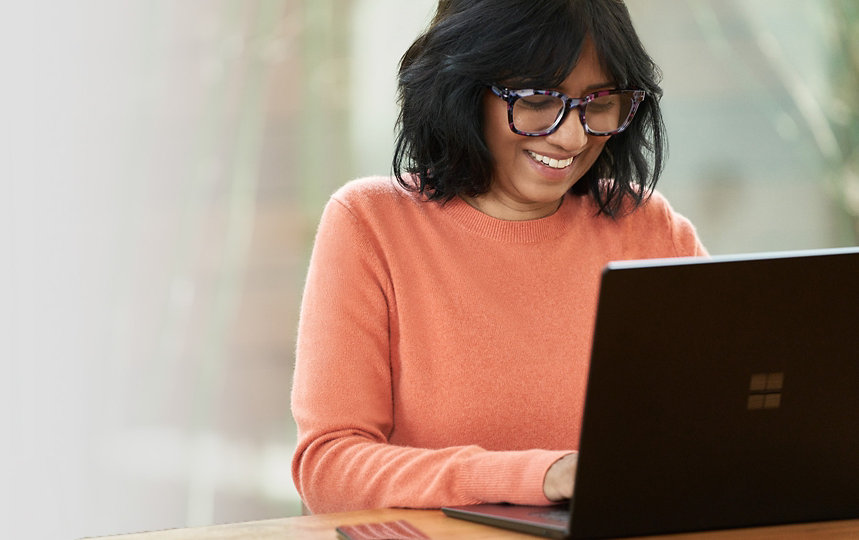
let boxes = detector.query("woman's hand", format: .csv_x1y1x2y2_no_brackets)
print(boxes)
543,452,578,501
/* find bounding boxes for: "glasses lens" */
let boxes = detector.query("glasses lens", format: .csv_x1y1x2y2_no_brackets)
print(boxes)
511,94,564,135
584,91,635,134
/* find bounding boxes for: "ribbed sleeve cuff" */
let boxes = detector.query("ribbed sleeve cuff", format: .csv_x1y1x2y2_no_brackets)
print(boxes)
457,449,574,506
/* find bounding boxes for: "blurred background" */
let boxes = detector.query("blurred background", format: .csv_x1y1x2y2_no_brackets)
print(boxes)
1,0,856,538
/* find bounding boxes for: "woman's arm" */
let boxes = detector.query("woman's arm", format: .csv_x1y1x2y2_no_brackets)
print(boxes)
291,194,569,513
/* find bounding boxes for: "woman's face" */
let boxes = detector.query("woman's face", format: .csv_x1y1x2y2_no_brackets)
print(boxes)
477,38,613,220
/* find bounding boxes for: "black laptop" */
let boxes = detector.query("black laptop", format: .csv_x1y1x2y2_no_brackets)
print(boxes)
443,246,859,539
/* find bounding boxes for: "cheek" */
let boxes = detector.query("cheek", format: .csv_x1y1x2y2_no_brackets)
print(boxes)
581,137,610,166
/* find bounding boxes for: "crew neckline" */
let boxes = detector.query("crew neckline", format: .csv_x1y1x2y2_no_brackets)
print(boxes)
441,194,582,243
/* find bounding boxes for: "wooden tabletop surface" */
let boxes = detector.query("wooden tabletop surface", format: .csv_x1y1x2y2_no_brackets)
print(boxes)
89,508,859,540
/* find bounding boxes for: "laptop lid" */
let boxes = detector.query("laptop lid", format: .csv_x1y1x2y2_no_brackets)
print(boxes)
444,246,859,539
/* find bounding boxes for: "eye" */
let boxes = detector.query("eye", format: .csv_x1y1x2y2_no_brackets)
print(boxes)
587,94,619,113
517,94,561,111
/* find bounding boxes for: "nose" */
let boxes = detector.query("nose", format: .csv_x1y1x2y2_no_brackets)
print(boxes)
545,108,589,152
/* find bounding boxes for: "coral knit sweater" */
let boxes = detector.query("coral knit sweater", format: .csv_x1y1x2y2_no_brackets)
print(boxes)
292,176,707,514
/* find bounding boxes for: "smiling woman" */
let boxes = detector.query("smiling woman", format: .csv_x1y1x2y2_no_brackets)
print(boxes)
291,0,707,515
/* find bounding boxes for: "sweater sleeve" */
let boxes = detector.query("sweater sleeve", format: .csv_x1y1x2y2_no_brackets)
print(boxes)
291,194,569,513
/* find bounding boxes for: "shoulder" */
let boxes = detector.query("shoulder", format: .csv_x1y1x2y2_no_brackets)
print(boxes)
322,176,427,223
606,190,706,258
318,175,436,239
628,190,681,227
330,176,416,211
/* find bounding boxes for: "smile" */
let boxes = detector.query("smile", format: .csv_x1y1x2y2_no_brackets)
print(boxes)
526,150,575,169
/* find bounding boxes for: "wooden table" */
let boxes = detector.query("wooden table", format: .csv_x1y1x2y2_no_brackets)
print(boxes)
91,508,859,539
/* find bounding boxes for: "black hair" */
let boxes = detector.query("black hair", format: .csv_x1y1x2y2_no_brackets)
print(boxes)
392,0,666,216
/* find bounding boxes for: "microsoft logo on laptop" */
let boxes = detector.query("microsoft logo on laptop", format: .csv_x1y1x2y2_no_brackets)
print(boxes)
747,372,784,410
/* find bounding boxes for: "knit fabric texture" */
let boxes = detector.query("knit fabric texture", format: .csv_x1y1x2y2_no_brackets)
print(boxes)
292,176,707,513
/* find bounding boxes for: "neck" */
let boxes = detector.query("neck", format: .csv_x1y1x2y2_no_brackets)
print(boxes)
461,194,564,221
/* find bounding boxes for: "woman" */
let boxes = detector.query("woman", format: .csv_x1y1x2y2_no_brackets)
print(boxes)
292,0,707,514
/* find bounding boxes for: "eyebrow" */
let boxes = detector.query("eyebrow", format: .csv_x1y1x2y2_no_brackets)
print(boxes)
582,81,616,93
503,80,618,95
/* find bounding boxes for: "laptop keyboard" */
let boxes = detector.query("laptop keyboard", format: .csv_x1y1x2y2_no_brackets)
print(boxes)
529,507,569,524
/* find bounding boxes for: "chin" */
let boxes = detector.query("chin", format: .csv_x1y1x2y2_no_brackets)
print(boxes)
529,178,577,200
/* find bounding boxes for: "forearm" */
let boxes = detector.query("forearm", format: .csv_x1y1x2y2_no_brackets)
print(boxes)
292,430,569,512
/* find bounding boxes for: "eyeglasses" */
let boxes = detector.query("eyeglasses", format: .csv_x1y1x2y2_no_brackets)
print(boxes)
489,85,646,137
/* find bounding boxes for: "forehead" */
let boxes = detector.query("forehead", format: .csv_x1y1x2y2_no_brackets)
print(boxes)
555,38,614,95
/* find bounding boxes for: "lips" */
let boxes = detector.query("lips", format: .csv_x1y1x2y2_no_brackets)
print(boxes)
526,150,575,169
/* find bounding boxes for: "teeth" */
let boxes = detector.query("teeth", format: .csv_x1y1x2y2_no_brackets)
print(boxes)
527,150,574,169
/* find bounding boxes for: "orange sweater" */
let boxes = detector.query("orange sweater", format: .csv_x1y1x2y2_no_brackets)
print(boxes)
292,176,707,513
